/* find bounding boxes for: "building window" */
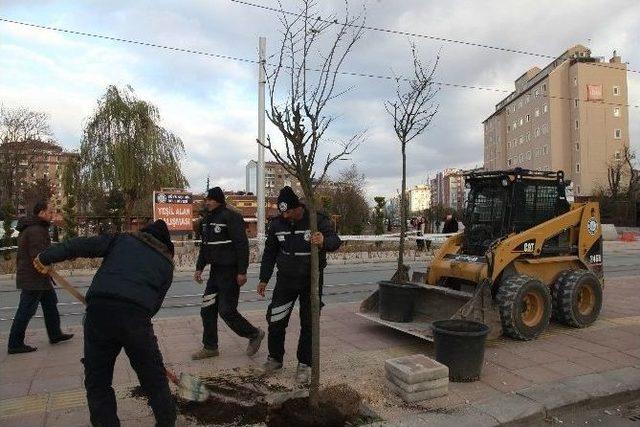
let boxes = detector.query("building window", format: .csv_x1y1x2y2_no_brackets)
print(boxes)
576,163,580,173
543,104,548,113
575,120,579,129
535,109,540,117
526,151,532,160
534,89,539,97
575,143,580,151
519,153,524,162
615,151,621,160
526,114,530,123
519,136,524,144
614,129,622,139
513,121,517,129
542,84,547,92
574,99,578,108
613,107,620,117
573,77,577,86
519,118,523,126
507,125,510,133
613,86,620,96
535,128,540,137
527,132,531,142
507,158,512,166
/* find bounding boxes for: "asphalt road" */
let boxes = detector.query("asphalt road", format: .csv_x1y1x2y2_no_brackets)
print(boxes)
546,397,640,425
1,246,638,333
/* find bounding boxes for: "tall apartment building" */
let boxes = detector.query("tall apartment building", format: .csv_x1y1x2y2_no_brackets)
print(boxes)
0,139,77,220
483,45,630,196
429,169,465,212
408,184,431,213
245,160,302,197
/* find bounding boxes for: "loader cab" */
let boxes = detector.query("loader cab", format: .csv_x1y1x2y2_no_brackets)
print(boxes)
462,169,569,256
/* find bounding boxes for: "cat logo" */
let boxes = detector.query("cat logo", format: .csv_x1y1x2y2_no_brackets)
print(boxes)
214,225,221,233
587,217,598,236
278,202,288,212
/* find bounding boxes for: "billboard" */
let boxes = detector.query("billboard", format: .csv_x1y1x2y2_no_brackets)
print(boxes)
153,191,193,232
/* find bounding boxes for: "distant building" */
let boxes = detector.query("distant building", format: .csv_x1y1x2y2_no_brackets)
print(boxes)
246,160,303,197
483,45,630,196
408,184,431,213
0,139,77,221
430,169,464,212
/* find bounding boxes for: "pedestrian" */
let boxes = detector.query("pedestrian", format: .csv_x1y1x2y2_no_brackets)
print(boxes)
192,187,264,360
257,186,342,384
7,200,73,354
442,214,459,233
33,219,177,426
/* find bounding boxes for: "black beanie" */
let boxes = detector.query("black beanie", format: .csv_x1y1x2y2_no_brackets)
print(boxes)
277,186,300,212
141,219,174,255
206,186,225,204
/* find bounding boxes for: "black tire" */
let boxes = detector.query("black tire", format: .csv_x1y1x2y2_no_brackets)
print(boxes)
496,275,552,340
556,270,603,328
551,269,574,320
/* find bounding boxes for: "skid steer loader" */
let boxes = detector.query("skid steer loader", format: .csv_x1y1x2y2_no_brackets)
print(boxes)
359,169,604,341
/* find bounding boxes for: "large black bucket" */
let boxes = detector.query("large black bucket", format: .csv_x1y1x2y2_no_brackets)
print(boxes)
378,281,419,323
432,319,489,382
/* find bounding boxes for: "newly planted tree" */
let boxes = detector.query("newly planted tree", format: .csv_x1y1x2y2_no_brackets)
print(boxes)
385,45,439,283
260,0,365,407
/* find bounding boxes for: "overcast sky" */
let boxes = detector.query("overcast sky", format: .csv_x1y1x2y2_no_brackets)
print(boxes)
1,0,638,200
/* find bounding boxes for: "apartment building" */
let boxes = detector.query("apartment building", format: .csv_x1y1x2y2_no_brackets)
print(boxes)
408,184,431,213
246,160,303,197
483,45,630,196
430,169,465,212
0,139,77,220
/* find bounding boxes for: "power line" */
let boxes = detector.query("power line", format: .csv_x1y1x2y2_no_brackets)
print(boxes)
0,16,637,109
228,0,640,75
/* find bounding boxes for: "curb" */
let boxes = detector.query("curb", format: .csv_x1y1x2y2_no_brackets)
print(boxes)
390,366,640,426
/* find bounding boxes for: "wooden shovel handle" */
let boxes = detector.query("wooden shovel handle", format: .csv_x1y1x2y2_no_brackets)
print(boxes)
49,269,87,306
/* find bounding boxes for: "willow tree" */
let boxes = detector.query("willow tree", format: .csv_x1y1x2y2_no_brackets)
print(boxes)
261,0,364,407
80,86,188,227
385,45,439,283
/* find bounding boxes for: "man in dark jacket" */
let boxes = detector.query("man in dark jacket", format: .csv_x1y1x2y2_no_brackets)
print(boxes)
192,187,264,360
34,220,176,427
442,214,459,233
7,201,73,354
257,186,342,384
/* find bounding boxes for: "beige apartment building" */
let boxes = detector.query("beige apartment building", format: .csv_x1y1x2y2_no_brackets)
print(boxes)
483,45,630,196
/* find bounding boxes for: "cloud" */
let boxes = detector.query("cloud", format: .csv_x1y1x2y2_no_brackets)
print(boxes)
1,0,638,200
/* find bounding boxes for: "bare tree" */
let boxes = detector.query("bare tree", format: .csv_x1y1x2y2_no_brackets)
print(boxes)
623,146,639,200
385,45,439,282
259,0,365,407
0,106,52,143
607,157,624,199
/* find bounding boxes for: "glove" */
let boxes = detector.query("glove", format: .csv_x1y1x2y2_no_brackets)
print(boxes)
33,255,51,275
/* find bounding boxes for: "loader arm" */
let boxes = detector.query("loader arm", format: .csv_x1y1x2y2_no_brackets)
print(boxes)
489,202,601,282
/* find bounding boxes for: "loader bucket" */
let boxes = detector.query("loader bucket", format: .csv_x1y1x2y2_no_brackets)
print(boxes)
358,281,502,341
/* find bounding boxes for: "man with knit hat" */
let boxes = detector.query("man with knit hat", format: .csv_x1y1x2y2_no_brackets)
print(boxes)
258,186,342,384
192,186,264,360
33,219,177,426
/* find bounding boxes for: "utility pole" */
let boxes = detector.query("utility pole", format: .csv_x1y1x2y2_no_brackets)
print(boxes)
257,36,266,256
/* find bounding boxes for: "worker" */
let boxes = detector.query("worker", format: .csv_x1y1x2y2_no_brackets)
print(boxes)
33,219,177,426
442,214,459,233
192,187,264,360
257,186,342,384
8,200,73,354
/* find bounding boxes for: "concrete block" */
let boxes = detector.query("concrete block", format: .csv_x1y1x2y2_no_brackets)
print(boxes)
386,380,448,403
516,382,589,411
385,354,449,384
600,366,640,392
385,372,449,393
560,373,617,399
602,223,618,241
471,393,544,425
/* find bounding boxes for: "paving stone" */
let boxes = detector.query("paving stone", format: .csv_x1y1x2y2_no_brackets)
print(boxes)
600,366,640,391
516,381,589,410
386,380,448,403
385,354,448,384
394,407,498,427
560,373,620,398
471,393,544,425
385,372,448,393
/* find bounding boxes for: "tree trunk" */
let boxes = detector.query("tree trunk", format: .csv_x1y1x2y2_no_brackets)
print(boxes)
124,196,135,231
397,142,407,278
306,194,322,409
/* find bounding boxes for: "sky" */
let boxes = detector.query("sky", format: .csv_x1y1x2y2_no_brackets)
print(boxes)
1,0,639,201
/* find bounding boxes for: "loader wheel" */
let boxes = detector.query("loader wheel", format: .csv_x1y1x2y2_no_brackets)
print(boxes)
496,275,551,340
551,269,574,320
556,270,602,328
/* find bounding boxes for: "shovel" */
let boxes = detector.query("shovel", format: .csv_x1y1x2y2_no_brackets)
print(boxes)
47,267,212,403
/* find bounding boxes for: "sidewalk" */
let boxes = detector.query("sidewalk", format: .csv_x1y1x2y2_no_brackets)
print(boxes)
1,275,639,426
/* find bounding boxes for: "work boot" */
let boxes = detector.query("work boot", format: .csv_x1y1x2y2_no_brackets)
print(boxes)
295,363,311,385
191,347,219,360
50,333,74,344
246,328,265,356
262,357,283,374
8,344,37,354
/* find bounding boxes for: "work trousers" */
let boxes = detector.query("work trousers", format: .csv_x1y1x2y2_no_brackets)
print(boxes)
266,272,323,366
8,289,63,348
83,303,176,427
201,267,258,349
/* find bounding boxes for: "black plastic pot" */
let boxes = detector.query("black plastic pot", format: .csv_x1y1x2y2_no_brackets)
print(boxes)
432,319,489,382
378,281,419,323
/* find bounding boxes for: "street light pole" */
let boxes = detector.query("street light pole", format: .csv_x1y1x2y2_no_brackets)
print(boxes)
257,36,266,256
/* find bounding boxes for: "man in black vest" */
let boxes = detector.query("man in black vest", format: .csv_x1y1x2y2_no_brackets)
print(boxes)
257,186,341,384
192,187,264,360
